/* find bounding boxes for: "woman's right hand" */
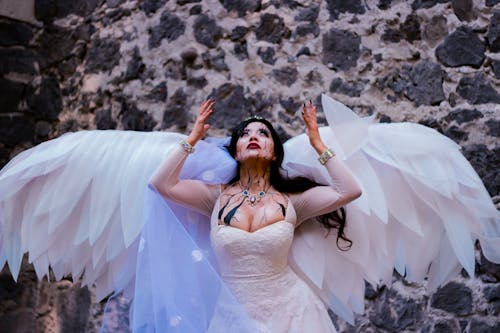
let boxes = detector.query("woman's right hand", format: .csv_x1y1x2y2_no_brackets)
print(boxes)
186,99,215,145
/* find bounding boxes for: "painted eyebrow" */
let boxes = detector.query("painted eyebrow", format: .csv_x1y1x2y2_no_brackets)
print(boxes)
258,128,270,135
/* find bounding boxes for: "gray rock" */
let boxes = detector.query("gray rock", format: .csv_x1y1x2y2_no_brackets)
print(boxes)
379,114,392,123
163,88,189,129
164,59,186,80
456,74,500,104
75,23,95,42
57,286,91,333
431,282,473,315
370,289,424,331
436,26,486,68
230,26,249,42
247,90,274,115
487,11,500,52
469,319,499,333
295,23,320,37
462,144,499,196
180,48,199,67
476,249,500,282
104,8,132,25
0,20,33,47
0,78,26,113
433,322,455,333
0,309,36,333
452,0,474,21
233,41,248,60
37,25,77,70
485,119,500,137
218,0,261,17
444,125,468,143
0,49,37,76
149,12,185,49
125,47,145,81
85,38,121,73
257,47,276,65
329,78,364,97
193,14,223,48
27,76,63,121
432,120,454,140
279,97,301,114
35,0,100,22
402,14,422,43
95,109,117,130
141,0,166,16
255,14,290,44
187,75,208,88
0,113,35,146
147,81,168,102
34,121,52,139
423,15,448,46
412,0,450,10
271,66,298,85
208,83,252,130
106,0,124,8
483,285,500,314
444,108,483,124
382,27,403,43
294,5,320,22
296,47,311,57
492,60,500,79
325,0,365,20
322,28,361,71
378,0,393,9
189,5,202,15
201,48,229,71
364,282,382,299
177,0,201,4
483,285,500,302
407,60,445,106
119,99,157,131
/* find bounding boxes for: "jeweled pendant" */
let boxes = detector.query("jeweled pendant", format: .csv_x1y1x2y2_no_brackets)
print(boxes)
249,195,257,205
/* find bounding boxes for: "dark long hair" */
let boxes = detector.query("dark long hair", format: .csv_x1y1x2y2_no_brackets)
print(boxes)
226,117,352,250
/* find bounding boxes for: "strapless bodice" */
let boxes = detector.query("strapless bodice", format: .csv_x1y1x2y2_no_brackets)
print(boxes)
210,198,296,279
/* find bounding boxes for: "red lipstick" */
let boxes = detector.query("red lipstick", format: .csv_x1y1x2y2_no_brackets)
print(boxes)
247,143,261,149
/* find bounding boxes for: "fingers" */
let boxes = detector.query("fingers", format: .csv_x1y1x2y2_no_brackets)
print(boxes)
198,99,215,121
301,99,317,119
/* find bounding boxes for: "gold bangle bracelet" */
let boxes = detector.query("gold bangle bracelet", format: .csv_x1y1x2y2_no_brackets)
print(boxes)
318,148,335,165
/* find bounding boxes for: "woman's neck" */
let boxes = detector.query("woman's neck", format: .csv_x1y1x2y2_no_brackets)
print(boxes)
238,162,271,193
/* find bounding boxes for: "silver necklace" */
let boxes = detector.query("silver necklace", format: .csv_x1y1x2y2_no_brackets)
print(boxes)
242,189,266,206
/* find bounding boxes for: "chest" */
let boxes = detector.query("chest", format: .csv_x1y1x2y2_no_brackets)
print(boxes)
217,192,294,233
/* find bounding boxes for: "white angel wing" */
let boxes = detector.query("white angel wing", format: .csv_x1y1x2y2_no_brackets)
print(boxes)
0,130,234,300
283,94,499,324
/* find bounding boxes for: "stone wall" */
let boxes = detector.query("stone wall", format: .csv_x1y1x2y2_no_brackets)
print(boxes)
0,0,499,332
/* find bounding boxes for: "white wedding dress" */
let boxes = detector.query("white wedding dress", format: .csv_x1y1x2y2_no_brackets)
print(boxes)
209,198,337,333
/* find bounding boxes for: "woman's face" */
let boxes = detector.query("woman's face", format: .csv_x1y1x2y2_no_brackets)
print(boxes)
235,122,276,163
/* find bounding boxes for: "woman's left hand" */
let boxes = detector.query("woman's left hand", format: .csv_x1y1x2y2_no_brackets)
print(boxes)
302,100,327,153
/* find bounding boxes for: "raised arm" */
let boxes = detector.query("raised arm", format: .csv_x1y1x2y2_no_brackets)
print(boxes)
291,100,362,223
150,100,219,216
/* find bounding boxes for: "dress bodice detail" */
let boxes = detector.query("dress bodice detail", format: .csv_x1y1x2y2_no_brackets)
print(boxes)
210,198,296,279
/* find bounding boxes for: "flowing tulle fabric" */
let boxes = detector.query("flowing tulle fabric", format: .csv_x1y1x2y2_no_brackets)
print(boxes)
101,138,258,332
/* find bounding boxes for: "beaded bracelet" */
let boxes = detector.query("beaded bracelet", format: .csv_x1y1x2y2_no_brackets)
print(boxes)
180,140,195,154
318,148,335,165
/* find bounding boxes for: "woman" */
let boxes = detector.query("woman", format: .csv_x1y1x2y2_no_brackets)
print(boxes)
150,99,362,332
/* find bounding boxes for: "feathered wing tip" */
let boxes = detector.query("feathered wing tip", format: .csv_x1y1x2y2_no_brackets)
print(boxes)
284,95,499,323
